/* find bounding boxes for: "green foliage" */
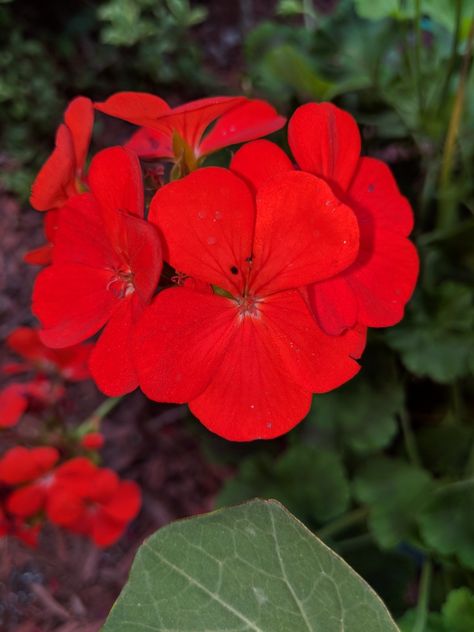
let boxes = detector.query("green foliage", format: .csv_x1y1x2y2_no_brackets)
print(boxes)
418,485,474,570
217,445,350,525
354,457,434,548
399,588,474,631
97,0,208,86
308,353,403,455
386,283,474,383
103,500,399,632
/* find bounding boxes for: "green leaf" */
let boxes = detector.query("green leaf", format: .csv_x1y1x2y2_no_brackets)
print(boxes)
217,445,350,525
102,499,399,632
354,457,434,548
354,0,398,21
442,588,474,631
386,283,474,383
263,44,337,100
309,369,403,455
398,609,445,632
417,485,474,570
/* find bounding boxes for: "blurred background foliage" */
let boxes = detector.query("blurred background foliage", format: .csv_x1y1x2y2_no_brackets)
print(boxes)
1,0,474,627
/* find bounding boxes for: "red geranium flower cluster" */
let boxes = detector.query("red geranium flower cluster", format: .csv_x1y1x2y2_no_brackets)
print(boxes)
0,327,92,428
0,446,141,547
30,94,418,441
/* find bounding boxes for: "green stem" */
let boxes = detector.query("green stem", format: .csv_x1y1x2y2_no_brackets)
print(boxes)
400,411,421,467
437,0,463,112
79,396,123,434
414,0,424,117
317,507,368,541
438,17,474,230
412,559,432,632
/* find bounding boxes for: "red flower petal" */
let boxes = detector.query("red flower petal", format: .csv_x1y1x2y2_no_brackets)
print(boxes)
89,300,139,396
347,229,419,327
87,147,144,222
0,446,59,485
149,167,254,295
307,277,358,335
51,194,117,268
23,244,54,266
251,171,359,294
143,96,247,153
198,99,286,156
7,484,47,518
230,139,294,191
258,289,362,393
189,309,313,441
102,480,141,522
95,91,170,125
47,489,85,526
80,432,104,450
64,96,94,173
134,287,236,403
348,157,414,236
125,127,173,159
7,327,45,361
89,469,119,503
0,384,27,428
288,102,361,192
30,124,75,211
33,264,118,348
90,513,127,547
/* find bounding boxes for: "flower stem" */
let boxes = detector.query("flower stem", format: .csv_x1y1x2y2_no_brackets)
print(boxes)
438,16,474,230
317,507,368,541
79,395,123,434
412,559,432,632
414,0,424,117
399,411,421,467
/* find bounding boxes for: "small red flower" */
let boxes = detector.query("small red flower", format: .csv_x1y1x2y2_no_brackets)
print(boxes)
30,96,93,211
47,458,141,547
231,103,419,334
32,147,163,395
4,327,92,380
0,327,92,427
80,432,105,450
0,446,59,518
134,167,365,441
95,92,286,164
0,503,41,547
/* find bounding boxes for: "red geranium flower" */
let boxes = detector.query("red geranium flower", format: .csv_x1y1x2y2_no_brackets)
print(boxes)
0,327,92,427
47,458,141,547
134,167,365,441
0,503,41,547
32,147,162,395
30,96,93,212
232,103,419,334
0,446,59,518
94,92,286,167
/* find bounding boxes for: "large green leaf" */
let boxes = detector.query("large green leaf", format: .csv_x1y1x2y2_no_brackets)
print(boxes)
102,500,399,631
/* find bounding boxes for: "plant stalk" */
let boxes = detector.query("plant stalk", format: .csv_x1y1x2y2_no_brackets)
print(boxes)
438,16,474,230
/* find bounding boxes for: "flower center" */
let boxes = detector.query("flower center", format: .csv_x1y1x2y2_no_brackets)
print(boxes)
107,267,135,299
236,294,262,319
